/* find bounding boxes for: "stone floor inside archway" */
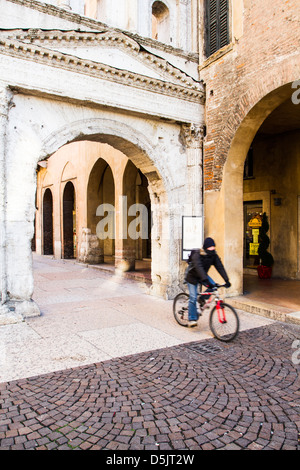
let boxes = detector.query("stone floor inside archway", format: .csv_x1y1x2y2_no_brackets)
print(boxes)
242,274,300,311
90,256,152,284
229,273,300,325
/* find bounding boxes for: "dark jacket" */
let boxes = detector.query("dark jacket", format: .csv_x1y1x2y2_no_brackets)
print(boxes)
186,249,229,285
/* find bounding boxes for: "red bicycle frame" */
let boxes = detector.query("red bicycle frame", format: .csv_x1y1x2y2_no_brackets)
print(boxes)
216,301,226,324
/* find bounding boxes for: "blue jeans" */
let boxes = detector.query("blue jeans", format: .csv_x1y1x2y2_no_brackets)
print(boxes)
187,276,216,321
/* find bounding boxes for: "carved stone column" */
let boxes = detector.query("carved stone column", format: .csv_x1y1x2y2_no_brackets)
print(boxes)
0,86,23,323
180,123,204,216
0,87,10,307
114,162,137,274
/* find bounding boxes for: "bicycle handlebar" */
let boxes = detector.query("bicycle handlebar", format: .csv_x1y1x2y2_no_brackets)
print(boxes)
208,284,228,291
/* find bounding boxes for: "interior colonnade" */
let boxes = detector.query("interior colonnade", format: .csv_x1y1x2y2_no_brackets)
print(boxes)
35,141,152,273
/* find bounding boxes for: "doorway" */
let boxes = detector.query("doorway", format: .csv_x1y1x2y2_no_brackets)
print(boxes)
243,201,263,270
43,188,54,255
63,181,76,259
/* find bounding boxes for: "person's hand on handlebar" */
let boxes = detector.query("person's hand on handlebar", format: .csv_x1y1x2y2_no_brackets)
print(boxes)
224,280,231,288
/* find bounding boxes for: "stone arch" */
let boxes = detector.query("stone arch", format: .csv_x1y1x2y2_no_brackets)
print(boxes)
84,157,115,264
41,118,172,192
116,159,150,272
5,101,187,322
39,117,176,299
212,61,300,188
61,161,77,182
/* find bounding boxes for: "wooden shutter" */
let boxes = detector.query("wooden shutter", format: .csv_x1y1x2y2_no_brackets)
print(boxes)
206,0,229,57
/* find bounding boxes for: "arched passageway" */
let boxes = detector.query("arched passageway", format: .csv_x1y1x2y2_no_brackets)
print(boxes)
3,88,198,321
45,126,172,300
86,157,115,265
42,188,53,256
243,94,300,279
63,181,76,259
205,82,300,295
87,158,152,280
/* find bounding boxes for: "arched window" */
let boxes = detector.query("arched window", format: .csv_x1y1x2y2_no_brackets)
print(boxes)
152,1,170,44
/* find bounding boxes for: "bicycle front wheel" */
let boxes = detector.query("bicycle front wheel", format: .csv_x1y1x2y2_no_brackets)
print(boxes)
173,292,189,327
209,302,239,342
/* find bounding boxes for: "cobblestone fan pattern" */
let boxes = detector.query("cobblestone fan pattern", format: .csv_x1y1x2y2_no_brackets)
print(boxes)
1,323,300,450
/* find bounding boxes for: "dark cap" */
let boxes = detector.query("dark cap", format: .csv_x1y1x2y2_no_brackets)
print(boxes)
203,237,215,249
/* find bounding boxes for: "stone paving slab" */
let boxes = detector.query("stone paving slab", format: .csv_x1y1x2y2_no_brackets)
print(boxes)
287,312,300,326
0,323,299,451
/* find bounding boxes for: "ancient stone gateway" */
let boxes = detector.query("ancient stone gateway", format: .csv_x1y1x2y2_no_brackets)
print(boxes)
0,89,204,321
0,0,204,323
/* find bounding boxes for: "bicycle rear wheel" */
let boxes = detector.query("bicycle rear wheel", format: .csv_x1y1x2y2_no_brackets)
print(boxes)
209,302,239,342
173,292,189,327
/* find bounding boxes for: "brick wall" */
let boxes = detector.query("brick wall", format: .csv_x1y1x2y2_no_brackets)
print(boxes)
200,0,300,191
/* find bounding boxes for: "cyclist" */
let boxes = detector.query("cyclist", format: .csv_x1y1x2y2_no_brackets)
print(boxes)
185,237,231,327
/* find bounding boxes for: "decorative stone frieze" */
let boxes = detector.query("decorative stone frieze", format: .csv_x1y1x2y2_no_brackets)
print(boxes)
0,37,203,103
0,29,202,91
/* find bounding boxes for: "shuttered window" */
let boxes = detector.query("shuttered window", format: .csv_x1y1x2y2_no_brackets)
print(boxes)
206,0,229,57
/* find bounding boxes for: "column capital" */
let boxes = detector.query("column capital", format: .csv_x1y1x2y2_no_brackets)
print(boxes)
180,123,205,148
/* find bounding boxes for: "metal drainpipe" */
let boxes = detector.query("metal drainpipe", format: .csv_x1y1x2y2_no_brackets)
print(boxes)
0,86,12,305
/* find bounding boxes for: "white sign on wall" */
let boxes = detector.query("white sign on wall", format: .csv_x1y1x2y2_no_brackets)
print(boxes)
182,216,203,260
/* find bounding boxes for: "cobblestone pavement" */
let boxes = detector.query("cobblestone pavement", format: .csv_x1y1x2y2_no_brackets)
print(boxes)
0,322,300,451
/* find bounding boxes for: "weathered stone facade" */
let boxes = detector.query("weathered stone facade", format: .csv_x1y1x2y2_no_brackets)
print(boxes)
0,0,204,322
1,0,299,325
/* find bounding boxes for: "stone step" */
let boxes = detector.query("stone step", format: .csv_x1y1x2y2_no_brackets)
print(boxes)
230,296,300,326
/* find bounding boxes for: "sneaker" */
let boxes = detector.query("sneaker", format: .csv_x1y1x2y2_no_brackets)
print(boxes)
188,320,198,328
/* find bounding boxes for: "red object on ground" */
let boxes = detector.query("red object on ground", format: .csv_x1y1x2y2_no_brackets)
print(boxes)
257,265,272,279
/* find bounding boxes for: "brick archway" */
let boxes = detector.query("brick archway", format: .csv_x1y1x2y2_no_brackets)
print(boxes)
204,66,300,295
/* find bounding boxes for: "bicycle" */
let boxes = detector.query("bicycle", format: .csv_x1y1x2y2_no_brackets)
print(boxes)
173,284,239,342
